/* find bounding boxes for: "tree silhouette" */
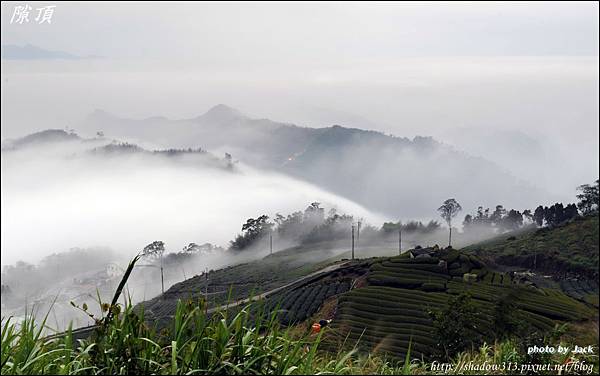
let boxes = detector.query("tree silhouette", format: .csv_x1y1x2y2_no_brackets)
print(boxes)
438,199,462,247
533,206,545,227
490,205,506,227
142,241,165,259
142,241,166,294
503,209,523,231
182,243,200,253
462,214,473,230
564,203,578,220
230,215,273,250
577,179,599,215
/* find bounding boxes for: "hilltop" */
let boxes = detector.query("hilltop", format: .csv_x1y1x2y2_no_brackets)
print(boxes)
1,129,235,171
1,129,80,150
463,215,599,279
138,216,599,360
78,105,545,218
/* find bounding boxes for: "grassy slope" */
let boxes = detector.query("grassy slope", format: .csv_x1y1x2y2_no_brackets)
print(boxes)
324,218,599,359
325,249,596,360
462,215,599,278
137,217,599,361
139,241,351,321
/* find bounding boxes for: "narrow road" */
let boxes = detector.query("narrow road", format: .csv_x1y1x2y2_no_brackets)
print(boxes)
45,260,351,341
206,260,349,314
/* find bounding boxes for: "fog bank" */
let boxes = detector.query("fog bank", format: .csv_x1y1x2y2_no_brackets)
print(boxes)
1,141,385,266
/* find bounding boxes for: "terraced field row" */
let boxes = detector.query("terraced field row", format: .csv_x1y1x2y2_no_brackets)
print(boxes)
517,288,595,320
481,271,513,286
446,280,594,321
446,280,513,300
328,286,499,358
368,255,451,290
330,285,583,359
264,279,351,325
560,279,599,306
328,251,595,360
328,287,438,358
368,252,497,290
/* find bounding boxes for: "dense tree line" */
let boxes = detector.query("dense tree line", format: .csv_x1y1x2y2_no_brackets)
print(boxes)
576,179,599,215
532,203,579,227
462,178,598,234
463,205,525,233
230,203,374,251
231,202,448,251
162,243,224,265
230,215,274,250
230,179,599,251
380,220,441,235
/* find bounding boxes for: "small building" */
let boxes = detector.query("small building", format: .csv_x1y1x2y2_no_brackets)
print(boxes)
408,247,436,259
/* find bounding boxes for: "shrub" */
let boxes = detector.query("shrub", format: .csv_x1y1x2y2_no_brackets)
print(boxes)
428,292,481,359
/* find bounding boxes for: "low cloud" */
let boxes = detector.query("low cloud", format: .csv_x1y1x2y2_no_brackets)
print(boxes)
1,140,385,266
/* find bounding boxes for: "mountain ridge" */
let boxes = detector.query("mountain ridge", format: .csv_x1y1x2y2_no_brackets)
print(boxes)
63,105,551,217
0,44,100,60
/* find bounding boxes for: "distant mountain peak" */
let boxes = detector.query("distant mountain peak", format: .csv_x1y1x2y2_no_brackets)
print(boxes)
1,44,81,60
201,104,246,122
2,129,80,150
91,108,110,116
86,109,118,121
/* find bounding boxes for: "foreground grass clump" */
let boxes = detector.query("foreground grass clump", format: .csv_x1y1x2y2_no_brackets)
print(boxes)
1,298,420,375
3,297,598,375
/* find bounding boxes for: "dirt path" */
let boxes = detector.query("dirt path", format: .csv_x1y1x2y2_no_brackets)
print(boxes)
47,260,351,341
206,261,349,314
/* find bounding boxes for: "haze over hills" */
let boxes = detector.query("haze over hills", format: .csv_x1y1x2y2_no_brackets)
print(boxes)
1,128,383,266
78,104,548,218
0,44,97,60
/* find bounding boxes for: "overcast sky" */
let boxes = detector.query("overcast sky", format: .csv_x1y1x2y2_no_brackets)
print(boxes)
1,1,599,197
1,1,598,60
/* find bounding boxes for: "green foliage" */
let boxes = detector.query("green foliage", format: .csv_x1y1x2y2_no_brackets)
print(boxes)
338,249,595,362
463,215,599,278
442,249,461,264
230,214,273,250
576,179,599,215
492,291,522,339
428,292,480,359
6,238,594,376
0,299,428,375
380,220,441,235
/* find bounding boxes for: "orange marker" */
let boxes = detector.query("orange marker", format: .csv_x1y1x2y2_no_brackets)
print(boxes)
311,323,321,334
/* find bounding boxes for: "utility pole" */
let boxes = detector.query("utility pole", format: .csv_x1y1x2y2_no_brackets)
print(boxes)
160,253,164,295
398,227,402,255
204,268,209,314
269,232,273,255
351,224,355,260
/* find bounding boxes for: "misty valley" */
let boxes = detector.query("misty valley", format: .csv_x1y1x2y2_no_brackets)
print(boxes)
1,105,598,375
1,2,599,374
